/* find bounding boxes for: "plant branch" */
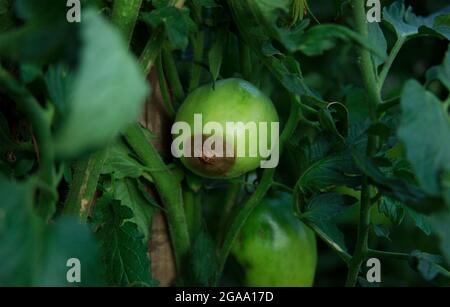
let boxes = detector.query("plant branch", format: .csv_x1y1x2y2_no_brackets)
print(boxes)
183,187,201,239
346,0,382,287
303,220,352,264
156,55,176,118
378,37,406,93
124,124,190,270
111,0,143,46
216,183,242,244
64,149,107,219
377,95,401,115
368,249,410,261
213,101,300,285
188,32,205,92
162,49,185,103
64,0,143,221
140,31,165,76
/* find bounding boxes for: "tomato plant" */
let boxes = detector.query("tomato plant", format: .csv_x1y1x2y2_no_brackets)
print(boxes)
173,78,279,179
0,0,450,288
231,192,317,286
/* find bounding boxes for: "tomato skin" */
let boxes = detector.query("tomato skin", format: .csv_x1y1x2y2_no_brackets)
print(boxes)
173,78,279,179
231,192,317,286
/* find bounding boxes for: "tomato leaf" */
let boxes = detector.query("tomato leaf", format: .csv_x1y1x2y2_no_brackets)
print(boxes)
409,250,450,281
303,193,358,223
430,212,450,266
427,44,450,91
208,30,226,82
102,141,148,180
368,23,388,68
112,178,156,241
351,150,443,214
379,196,405,225
0,176,103,286
398,80,450,201
183,228,218,286
297,152,361,192
92,194,157,287
45,64,72,115
297,24,383,58
383,1,450,40
373,224,391,241
53,10,150,158
141,6,196,50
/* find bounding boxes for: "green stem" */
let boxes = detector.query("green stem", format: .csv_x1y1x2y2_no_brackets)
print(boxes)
213,102,300,285
183,188,201,239
241,43,252,81
377,95,401,115
156,55,176,118
303,220,352,264
63,0,143,221
216,183,242,244
111,0,143,46
377,37,406,93
162,49,185,103
272,181,295,193
140,31,165,76
124,124,190,270
0,66,55,219
188,32,205,92
64,149,107,219
368,249,409,261
345,0,381,287
352,4,382,121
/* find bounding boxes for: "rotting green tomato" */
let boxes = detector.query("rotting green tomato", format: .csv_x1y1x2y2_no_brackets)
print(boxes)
173,78,279,179
231,192,317,286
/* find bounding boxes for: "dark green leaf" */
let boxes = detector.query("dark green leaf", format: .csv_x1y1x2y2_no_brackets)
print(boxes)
141,7,196,50
430,212,450,266
112,178,156,241
368,23,388,68
184,229,218,286
383,2,450,39
45,64,72,114
102,141,148,180
351,150,442,213
297,152,361,192
379,196,405,225
54,10,150,158
303,193,357,223
398,80,450,198
298,24,383,57
93,194,157,287
0,176,103,286
208,31,226,82
409,250,449,281
373,224,391,241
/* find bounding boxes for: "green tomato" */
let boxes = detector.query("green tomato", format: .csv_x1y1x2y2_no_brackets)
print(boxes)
231,192,317,286
173,78,279,179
